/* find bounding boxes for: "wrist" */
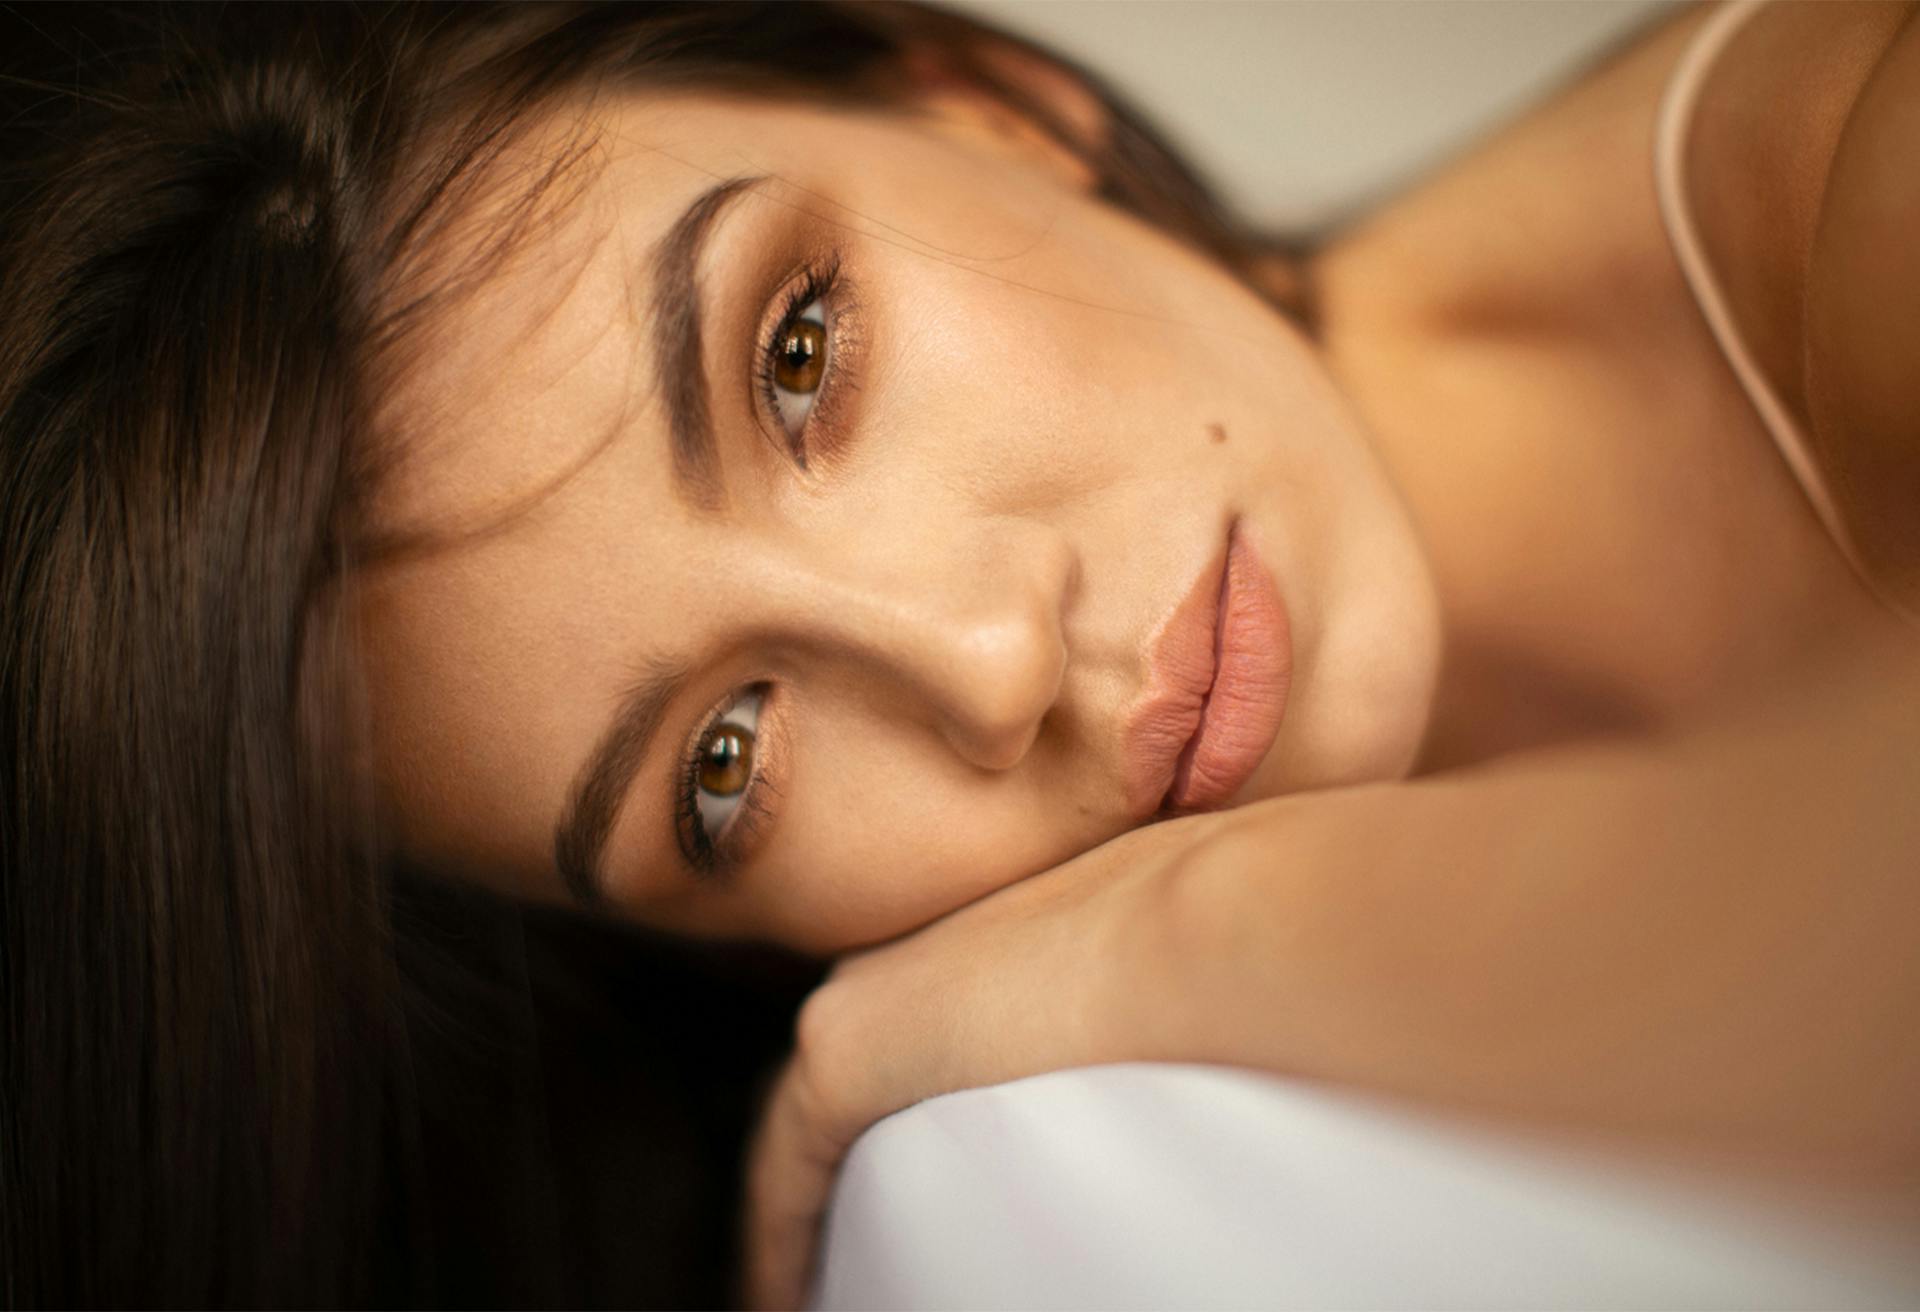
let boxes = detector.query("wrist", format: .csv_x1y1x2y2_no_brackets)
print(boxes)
1124,785,1421,1079
1099,805,1298,1069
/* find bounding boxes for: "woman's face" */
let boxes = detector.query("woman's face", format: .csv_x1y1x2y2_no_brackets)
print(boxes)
360,88,1441,953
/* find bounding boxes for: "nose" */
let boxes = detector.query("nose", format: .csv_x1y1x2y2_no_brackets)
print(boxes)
919,583,1069,770
794,523,1075,773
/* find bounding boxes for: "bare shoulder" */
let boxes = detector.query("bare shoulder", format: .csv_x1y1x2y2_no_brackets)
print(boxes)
1313,1,1720,335
1307,1,1911,758
1661,0,1920,608
1315,1,1920,616
1803,8,1920,603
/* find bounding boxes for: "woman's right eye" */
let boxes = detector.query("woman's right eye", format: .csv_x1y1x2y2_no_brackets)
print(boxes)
754,254,848,467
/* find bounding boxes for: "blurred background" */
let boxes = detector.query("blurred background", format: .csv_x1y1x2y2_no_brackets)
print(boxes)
955,0,1675,236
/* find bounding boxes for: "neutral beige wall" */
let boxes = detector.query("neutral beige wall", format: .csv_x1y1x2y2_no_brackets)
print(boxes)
951,0,1676,236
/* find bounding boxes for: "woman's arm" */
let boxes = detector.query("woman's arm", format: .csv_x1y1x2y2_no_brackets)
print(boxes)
747,633,1920,1306
1148,631,1920,1173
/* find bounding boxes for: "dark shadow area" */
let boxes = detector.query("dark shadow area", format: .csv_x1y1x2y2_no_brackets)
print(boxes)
388,876,822,1308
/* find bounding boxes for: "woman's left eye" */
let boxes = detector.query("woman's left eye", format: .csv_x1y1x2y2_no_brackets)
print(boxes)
692,687,762,844
766,298,827,446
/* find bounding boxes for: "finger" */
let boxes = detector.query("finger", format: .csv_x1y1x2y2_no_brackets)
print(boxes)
745,1064,850,1311
746,1102,836,1308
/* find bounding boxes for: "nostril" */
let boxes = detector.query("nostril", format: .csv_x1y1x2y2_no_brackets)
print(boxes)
943,714,1042,773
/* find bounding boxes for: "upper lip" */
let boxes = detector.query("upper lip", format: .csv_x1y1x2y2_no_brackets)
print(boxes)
1119,528,1234,818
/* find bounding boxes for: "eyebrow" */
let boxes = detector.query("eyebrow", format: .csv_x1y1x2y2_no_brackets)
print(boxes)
653,173,764,513
555,652,689,905
552,174,763,904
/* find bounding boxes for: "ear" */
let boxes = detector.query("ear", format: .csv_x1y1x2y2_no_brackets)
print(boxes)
900,38,1109,191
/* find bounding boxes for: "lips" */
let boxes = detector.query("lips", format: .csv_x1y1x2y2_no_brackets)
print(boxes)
1122,523,1292,817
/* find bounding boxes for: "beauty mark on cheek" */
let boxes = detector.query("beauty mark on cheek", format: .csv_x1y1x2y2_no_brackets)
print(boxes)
1208,423,1228,445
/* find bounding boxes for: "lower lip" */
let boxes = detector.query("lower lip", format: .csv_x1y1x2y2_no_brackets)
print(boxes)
1167,530,1292,812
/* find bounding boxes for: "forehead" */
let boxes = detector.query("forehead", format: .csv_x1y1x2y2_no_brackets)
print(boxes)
366,96,719,547
367,90,1066,546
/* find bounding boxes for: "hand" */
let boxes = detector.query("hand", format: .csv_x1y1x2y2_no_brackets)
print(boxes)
741,807,1233,1310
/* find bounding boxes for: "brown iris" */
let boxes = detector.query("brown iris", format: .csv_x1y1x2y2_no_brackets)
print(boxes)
698,724,754,796
773,318,825,393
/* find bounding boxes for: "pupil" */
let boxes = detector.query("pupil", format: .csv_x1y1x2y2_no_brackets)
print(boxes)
699,725,754,796
774,320,825,393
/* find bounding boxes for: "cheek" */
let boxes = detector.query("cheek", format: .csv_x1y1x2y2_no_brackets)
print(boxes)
747,699,1085,953
889,210,1288,466
851,252,1204,519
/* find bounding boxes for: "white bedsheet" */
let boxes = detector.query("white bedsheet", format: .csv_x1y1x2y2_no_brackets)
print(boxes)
813,1064,1920,1310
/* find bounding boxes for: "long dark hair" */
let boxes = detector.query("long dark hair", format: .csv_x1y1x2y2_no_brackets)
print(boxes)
0,4,1301,1303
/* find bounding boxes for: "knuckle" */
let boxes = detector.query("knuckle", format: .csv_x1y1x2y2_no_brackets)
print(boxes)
792,977,844,1066
789,982,858,1142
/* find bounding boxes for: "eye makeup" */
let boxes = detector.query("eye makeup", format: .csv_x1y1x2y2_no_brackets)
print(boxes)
674,680,786,878
748,250,864,475
663,236,865,880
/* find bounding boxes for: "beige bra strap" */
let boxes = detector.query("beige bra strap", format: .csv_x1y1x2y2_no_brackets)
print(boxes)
1654,0,1916,625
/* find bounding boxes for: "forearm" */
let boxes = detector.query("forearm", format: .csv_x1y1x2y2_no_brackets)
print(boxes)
1138,644,1920,1172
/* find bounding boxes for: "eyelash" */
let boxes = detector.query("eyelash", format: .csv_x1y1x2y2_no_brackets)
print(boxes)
753,254,845,468
675,687,780,879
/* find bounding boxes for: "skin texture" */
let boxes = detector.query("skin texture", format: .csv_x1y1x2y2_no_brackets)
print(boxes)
358,91,1442,953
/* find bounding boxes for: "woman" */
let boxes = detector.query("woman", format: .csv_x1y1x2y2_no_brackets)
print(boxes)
3,1,1915,1305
